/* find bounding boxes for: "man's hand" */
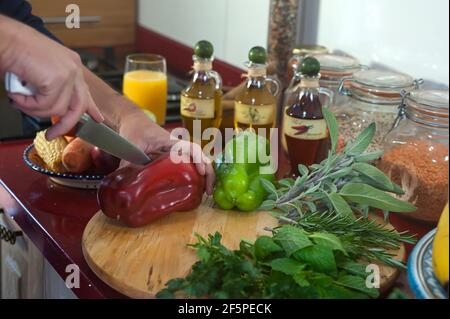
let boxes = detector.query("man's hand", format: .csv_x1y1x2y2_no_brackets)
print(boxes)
118,110,215,195
0,15,104,140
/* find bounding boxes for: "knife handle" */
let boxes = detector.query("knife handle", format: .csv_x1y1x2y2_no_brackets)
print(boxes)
4,72,37,96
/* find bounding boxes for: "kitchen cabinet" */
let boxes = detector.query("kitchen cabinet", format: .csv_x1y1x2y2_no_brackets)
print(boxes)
0,209,76,299
43,260,77,299
0,210,43,298
29,0,136,48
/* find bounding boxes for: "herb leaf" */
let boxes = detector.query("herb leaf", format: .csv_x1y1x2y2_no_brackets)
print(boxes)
354,150,384,162
335,274,379,298
254,236,283,260
323,106,339,153
298,164,309,177
270,258,305,275
339,183,416,212
327,192,354,218
352,162,404,194
310,232,348,256
259,199,276,211
273,225,313,256
344,123,376,156
260,178,277,194
294,245,337,274
338,261,368,277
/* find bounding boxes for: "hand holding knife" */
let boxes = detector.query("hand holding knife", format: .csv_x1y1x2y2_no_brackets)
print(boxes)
5,72,151,165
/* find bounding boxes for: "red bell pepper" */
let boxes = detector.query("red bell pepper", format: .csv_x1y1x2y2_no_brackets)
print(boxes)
97,153,205,227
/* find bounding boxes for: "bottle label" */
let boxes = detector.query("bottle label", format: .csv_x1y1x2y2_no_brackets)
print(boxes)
180,96,215,119
235,102,275,125
283,114,328,140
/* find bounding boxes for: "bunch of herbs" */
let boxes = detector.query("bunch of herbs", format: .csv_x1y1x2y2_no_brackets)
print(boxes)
259,107,416,220
157,227,379,299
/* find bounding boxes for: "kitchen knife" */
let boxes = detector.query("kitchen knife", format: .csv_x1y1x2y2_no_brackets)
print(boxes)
4,72,151,165
76,114,151,165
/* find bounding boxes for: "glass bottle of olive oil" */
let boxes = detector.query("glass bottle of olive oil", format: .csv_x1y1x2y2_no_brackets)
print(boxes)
283,56,330,175
181,40,222,148
234,46,280,133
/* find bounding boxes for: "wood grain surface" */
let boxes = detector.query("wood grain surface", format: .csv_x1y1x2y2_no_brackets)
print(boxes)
82,197,404,298
30,0,136,47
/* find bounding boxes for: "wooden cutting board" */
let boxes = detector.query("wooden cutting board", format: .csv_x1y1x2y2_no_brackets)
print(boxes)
82,197,405,298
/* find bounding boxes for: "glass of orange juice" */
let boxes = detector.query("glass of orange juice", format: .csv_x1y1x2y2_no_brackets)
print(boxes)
123,54,168,125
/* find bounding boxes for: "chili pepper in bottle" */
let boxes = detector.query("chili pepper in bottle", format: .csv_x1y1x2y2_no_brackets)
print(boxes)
283,56,332,175
234,46,280,135
181,40,222,148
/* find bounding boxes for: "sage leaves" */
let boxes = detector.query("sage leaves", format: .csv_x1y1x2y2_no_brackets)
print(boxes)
351,163,404,194
327,192,354,218
323,106,339,153
344,122,376,156
266,110,415,221
339,183,416,213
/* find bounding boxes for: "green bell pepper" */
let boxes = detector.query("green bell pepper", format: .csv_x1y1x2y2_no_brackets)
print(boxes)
213,131,275,212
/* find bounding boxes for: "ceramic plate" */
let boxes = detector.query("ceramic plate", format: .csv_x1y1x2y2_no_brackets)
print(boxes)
407,229,448,299
23,144,105,189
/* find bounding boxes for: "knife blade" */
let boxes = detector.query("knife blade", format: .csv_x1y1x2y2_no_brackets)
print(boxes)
76,114,151,166
4,72,151,165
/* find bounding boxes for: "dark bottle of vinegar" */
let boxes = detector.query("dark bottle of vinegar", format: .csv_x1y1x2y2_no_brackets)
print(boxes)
283,57,330,175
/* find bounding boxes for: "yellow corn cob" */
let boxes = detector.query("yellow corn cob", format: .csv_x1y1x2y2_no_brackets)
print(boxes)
33,130,68,173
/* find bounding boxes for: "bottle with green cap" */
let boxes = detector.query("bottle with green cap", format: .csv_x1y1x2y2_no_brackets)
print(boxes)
181,40,223,148
282,56,333,175
234,46,281,134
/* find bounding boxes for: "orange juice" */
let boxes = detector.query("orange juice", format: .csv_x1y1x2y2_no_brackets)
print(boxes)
123,70,168,125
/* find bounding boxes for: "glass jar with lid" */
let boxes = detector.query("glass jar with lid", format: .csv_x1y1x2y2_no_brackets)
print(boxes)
378,90,449,223
287,45,328,84
337,69,422,152
315,54,363,107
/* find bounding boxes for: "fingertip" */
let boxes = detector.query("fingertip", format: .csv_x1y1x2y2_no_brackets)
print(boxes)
94,110,105,123
88,104,104,123
118,160,128,169
203,154,212,165
196,163,206,176
45,127,57,141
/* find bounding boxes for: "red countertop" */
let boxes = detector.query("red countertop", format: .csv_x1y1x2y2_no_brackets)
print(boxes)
0,135,435,299
0,139,126,298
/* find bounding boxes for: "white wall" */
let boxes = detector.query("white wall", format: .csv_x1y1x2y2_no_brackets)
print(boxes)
302,0,449,86
139,0,449,86
138,0,271,68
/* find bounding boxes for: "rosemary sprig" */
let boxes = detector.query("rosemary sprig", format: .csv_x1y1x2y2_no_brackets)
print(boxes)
279,210,416,268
